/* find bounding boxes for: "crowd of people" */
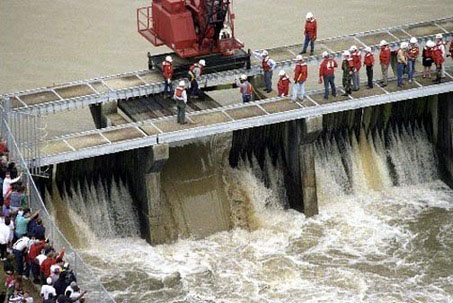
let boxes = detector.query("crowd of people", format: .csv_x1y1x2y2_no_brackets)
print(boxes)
158,12,453,113
0,139,86,303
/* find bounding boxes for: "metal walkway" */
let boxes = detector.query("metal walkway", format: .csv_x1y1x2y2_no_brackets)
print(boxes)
39,70,453,166
2,16,452,115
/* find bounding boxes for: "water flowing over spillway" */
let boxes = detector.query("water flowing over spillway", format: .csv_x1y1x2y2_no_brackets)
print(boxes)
49,126,453,303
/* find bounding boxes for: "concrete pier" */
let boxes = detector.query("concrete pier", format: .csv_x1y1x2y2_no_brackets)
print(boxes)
437,92,453,187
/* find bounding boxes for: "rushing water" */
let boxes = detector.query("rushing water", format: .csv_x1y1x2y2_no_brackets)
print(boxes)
49,125,453,303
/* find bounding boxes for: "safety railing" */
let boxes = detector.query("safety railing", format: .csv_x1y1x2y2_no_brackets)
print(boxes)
0,98,116,303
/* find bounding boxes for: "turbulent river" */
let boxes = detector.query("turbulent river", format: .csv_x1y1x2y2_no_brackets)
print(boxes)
49,125,453,303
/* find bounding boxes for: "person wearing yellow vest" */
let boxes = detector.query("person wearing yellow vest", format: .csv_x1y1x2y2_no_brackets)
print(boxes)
173,81,188,124
252,50,276,93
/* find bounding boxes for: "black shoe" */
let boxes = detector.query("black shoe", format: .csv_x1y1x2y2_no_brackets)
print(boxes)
301,51,306,54
323,96,328,100
341,93,349,97
310,51,314,56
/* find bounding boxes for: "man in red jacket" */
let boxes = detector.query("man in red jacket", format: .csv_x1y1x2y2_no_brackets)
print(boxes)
363,47,375,89
277,70,291,97
379,40,391,87
319,51,338,99
301,12,317,56
162,56,174,98
350,45,362,91
291,55,308,100
432,44,445,84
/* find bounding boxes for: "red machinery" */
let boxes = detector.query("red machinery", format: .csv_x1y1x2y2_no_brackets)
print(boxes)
137,0,244,58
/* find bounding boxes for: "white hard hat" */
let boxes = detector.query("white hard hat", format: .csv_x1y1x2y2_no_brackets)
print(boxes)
364,47,371,53
322,51,329,58
410,37,417,44
400,42,409,49
306,12,313,19
295,54,303,61
199,59,206,66
240,74,247,81
426,40,435,48
379,40,388,47
165,56,173,62
435,33,443,39
178,80,185,87
46,277,52,285
262,50,269,56
278,70,286,76
349,45,357,52
343,50,351,57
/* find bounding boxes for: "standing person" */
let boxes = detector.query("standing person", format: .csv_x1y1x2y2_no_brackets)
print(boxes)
0,217,13,261
435,33,446,78
423,40,435,78
12,235,30,277
397,42,408,88
318,51,338,100
40,278,56,301
407,37,420,83
252,50,276,93
379,40,391,87
432,42,445,84
341,51,354,96
188,60,206,98
173,81,188,125
237,74,253,103
277,70,291,97
291,55,308,101
3,172,21,198
301,12,317,55
162,56,174,98
15,208,39,239
349,45,362,91
363,47,375,89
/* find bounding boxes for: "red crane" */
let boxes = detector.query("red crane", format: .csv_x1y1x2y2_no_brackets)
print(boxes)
137,0,248,74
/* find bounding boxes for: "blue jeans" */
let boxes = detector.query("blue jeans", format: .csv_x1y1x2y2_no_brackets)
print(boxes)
164,80,172,95
291,82,306,100
264,71,273,91
397,63,405,86
323,75,336,98
302,34,315,54
242,95,251,103
352,71,360,90
407,60,416,81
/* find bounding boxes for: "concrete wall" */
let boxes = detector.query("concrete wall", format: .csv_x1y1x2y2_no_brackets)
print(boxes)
436,93,453,187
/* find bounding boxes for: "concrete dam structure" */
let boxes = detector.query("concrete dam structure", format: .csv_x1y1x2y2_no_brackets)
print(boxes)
1,14,453,303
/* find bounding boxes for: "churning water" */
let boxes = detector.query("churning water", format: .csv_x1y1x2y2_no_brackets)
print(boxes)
51,126,453,303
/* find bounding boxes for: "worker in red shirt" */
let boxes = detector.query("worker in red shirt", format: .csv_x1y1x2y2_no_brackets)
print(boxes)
301,12,317,56
318,51,338,99
173,81,188,124
407,37,420,83
291,55,308,101
162,56,174,98
363,47,375,89
188,59,206,98
379,40,391,87
435,33,446,78
432,43,445,84
422,40,435,79
341,51,354,96
277,70,291,97
349,45,362,91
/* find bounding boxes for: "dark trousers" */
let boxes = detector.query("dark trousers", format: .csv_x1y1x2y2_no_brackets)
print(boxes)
12,249,24,275
0,244,6,259
342,76,352,94
323,75,336,98
397,63,405,86
302,34,315,53
264,71,273,92
435,64,443,82
164,80,172,95
242,94,251,103
190,79,200,97
31,260,41,282
176,100,186,124
366,66,373,88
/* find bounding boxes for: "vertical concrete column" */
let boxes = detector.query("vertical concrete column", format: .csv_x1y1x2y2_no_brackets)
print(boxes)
143,144,169,244
299,115,323,217
437,93,453,187
89,102,118,129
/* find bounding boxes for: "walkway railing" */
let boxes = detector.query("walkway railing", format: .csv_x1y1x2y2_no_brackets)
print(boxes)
0,99,116,303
